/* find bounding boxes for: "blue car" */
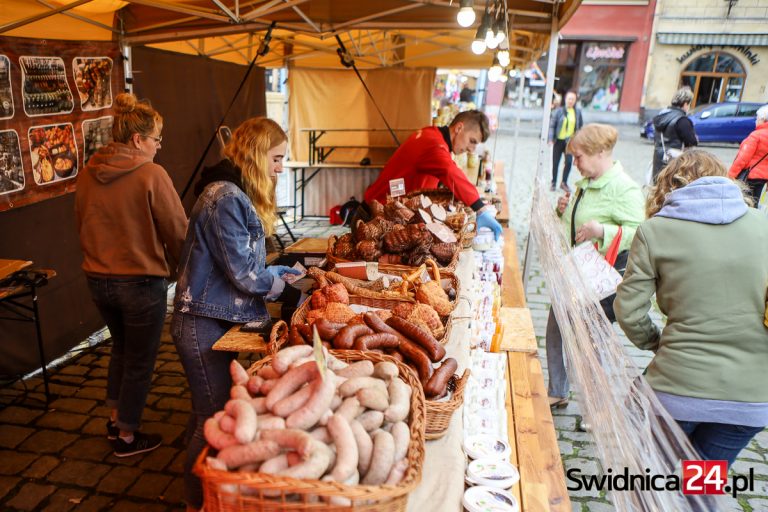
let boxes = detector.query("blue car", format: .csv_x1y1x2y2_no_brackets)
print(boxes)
641,102,766,143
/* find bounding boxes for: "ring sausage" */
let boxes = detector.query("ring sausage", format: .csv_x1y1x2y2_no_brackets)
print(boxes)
352,333,400,351
333,325,373,349
424,358,457,398
315,318,346,340
397,339,434,382
386,317,445,362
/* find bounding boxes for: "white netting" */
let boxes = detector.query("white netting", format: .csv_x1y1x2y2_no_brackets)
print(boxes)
529,173,721,511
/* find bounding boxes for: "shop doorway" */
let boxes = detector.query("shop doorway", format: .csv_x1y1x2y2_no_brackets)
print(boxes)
680,51,746,107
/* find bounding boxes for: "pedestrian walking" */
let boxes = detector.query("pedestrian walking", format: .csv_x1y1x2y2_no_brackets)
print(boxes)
651,86,698,181
728,104,768,203
548,91,584,192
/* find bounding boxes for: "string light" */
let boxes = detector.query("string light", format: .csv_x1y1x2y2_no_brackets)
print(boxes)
457,0,476,27
472,8,491,54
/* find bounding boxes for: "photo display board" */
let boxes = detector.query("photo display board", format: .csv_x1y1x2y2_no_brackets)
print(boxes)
0,37,123,211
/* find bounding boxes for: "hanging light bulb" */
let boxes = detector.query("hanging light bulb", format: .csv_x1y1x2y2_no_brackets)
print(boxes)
498,49,510,67
485,22,499,50
456,0,476,27
471,9,490,54
488,54,503,81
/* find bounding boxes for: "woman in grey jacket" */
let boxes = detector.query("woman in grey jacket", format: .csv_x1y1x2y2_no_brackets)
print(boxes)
615,150,768,466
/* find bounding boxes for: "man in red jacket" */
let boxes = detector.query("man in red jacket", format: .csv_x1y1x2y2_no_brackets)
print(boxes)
363,110,503,239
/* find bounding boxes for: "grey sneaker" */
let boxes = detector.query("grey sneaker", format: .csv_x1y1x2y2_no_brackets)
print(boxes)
113,432,162,457
106,420,119,441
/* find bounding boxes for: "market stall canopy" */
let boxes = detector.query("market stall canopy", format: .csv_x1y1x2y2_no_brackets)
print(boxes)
2,0,581,68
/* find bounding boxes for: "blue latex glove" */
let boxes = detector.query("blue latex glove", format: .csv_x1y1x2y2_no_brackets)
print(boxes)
477,210,503,241
266,265,302,278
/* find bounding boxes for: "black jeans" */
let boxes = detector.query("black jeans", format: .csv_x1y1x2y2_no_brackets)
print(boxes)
552,138,573,186
87,275,167,432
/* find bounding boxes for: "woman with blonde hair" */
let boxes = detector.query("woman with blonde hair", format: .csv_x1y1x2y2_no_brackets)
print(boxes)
172,117,301,511
616,149,768,466
76,92,187,457
547,123,645,411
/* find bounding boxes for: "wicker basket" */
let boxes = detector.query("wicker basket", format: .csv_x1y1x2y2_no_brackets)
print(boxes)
401,188,462,208
292,294,454,346
425,369,470,440
194,351,426,512
326,237,460,273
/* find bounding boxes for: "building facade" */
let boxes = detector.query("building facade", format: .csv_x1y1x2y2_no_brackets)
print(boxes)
642,0,768,116
557,0,657,122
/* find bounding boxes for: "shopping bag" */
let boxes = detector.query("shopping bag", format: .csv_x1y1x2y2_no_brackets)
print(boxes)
570,242,622,300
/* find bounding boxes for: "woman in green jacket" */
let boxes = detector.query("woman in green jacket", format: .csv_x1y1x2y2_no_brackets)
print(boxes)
547,124,645,408
615,150,768,466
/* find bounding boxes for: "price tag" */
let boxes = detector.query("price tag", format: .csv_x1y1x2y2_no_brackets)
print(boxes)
312,325,327,381
389,178,406,198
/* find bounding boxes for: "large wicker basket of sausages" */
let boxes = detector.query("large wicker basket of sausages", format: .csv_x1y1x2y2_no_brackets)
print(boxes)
290,276,466,441
194,327,426,512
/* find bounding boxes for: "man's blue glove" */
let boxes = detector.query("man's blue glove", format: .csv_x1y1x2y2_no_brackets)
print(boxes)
477,209,503,241
266,265,302,279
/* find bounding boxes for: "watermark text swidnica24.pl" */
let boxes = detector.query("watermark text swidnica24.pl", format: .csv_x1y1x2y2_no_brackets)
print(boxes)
567,461,754,498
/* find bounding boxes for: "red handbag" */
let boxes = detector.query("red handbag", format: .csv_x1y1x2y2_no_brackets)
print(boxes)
600,226,622,267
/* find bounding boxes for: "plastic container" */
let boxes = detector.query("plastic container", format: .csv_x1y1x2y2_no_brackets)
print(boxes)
466,458,520,490
462,485,519,512
463,434,512,461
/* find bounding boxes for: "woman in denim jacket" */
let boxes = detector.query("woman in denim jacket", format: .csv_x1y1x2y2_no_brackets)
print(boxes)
171,117,301,511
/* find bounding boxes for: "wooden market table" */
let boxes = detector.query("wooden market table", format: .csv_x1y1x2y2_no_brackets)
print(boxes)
499,228,571,511
0,259,57,403
283,161,384,220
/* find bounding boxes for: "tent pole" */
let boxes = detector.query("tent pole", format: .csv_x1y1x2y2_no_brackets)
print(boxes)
521,8,558,293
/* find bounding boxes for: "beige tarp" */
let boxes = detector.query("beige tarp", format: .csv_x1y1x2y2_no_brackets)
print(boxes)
288,66,434,163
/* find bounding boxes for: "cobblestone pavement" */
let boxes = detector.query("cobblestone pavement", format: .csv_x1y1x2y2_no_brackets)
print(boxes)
489,124,768,511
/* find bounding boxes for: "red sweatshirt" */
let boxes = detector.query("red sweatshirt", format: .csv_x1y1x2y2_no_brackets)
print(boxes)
364,126,483,209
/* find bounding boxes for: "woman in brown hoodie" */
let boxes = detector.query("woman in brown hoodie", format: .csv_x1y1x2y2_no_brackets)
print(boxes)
75,92,188,457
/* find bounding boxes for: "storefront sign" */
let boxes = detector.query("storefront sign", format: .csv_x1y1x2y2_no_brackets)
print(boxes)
677,44,760,65
585,45,625,61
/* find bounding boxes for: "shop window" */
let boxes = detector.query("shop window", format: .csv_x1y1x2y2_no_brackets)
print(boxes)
577,42,627,112
680,51,746,106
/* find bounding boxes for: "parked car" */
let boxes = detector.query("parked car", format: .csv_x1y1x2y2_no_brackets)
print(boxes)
641,102,766,143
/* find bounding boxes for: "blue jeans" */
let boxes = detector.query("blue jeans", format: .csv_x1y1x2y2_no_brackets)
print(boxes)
87,276,167,432
171,312,236,509
545,308,569,399
677,421,764,467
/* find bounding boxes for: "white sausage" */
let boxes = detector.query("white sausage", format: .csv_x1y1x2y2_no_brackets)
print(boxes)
338,377,388,398
278,440,333,480
384,378,411,423
218,439,281,469
204,416,239,450
230,360,249,386
271,384,313,418
350,420,373,475
336,360,374,379
256,414,286,430
286,376,336,430
327,414,359,482
225,398,258,444
266,361,320,410
357,410,384,432
373,361,399,381
356,387,389,411
272,345,313,374
362,430,395,485
390,421,409,462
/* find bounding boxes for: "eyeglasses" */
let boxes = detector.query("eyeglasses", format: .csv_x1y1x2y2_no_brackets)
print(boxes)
143,134,162,144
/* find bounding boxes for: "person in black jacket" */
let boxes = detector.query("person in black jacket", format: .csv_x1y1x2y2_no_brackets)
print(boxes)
651,87,698,181
549,91,584,192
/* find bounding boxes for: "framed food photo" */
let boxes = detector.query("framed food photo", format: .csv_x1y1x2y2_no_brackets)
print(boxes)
0,37,123,212
28,123,78,186
73,57,113,111
0,129,24,195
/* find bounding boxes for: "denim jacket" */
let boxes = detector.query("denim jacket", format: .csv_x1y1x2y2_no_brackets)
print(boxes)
174,180,283,322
